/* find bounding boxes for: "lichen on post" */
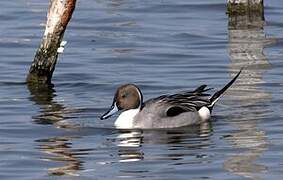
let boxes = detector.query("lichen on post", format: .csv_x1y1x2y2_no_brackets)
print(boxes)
27,0,76,85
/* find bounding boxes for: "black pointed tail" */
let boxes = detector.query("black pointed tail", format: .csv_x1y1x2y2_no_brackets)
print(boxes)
208,69,242,108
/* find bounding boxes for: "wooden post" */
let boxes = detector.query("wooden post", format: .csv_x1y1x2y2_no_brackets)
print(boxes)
27,0,76,85
227,0,264,17
227,0,264,29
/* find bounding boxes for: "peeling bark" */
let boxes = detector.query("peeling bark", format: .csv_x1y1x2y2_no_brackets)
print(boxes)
27,0,76,84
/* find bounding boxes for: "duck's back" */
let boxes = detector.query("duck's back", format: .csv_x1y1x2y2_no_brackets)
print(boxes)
133,96,204,129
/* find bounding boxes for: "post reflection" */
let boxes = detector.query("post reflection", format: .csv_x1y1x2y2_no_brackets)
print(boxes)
36,136,84,176
28,84,66,124
28,84,86,176
224,10,275,179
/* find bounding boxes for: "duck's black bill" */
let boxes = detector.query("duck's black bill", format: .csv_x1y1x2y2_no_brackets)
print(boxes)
100,103,119,120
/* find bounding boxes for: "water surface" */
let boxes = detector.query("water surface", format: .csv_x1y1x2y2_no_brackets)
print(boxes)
0,0,283,179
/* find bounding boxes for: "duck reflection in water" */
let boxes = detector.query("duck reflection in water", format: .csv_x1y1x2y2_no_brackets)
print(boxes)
111,122,212,163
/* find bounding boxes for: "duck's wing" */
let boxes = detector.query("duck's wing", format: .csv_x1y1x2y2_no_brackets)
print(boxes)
144,85,212,117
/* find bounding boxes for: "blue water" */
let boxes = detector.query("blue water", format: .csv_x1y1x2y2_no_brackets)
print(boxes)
0,0,283,179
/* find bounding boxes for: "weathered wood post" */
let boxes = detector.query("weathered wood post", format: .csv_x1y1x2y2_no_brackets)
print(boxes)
27,0,76,84
227,0,264,29
227,0,264,18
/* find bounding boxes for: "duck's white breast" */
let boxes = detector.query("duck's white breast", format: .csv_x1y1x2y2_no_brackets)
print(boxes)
114,108,140,129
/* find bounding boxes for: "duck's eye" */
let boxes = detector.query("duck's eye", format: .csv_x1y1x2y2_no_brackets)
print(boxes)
121,94,127,98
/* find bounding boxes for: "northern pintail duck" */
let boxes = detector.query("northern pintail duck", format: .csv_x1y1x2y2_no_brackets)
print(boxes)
101,70,242,129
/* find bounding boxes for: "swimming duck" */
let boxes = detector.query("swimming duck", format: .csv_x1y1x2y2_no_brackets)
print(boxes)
101,70,241,129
